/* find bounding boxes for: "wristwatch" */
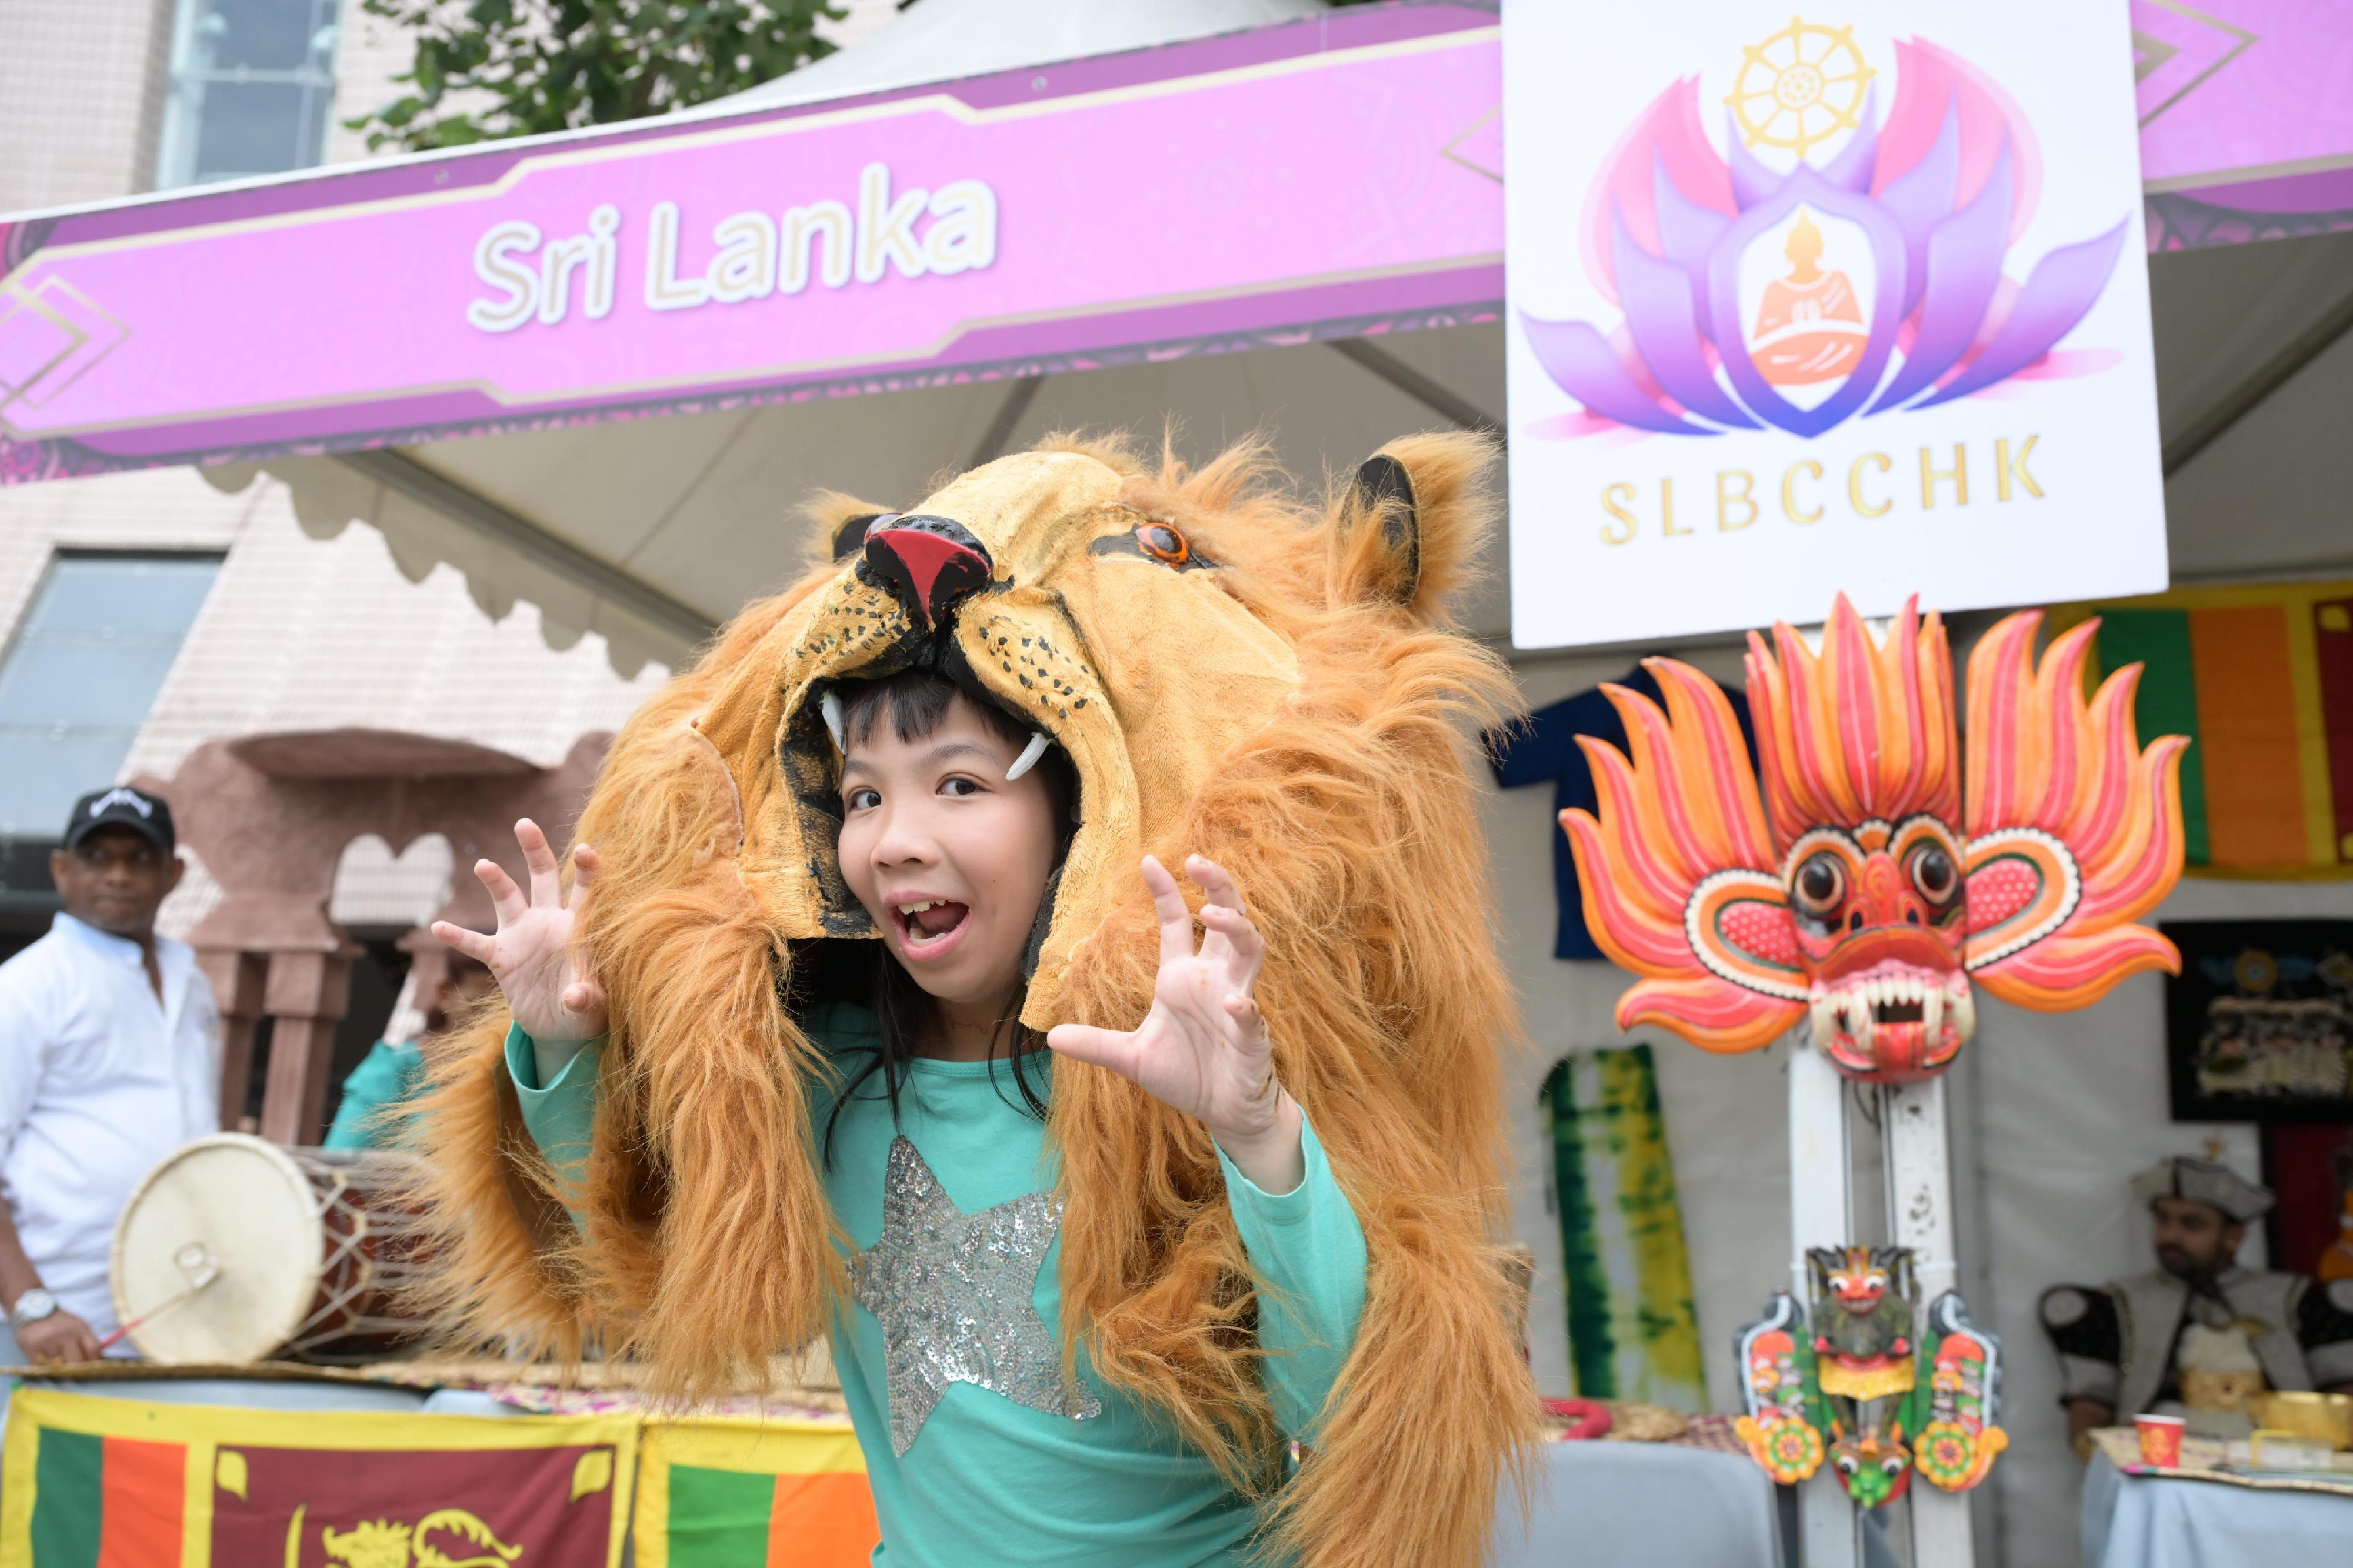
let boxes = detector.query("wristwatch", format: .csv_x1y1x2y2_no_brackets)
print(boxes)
9,1287,58,1330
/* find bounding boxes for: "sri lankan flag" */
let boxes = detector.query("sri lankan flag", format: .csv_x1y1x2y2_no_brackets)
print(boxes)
2048,581,2353,878
632,1414,877,1568
1,1389,636,1567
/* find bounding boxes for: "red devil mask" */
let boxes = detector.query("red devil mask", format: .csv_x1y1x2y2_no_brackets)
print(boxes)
1561,595,2188,1084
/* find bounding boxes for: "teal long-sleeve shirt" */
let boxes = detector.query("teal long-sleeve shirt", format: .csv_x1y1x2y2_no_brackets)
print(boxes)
506,1002,1368,1568
322,1039,428,1150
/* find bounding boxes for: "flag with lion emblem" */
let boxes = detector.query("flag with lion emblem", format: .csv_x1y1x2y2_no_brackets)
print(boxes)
0,1390,634,1568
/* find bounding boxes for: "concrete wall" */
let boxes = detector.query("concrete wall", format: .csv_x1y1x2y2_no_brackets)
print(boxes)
0,0,176,212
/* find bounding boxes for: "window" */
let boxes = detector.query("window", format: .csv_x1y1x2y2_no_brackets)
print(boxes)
155,0,342,190
0,553,224,840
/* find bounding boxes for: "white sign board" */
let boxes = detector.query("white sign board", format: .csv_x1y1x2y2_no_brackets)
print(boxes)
1502,2,2167,649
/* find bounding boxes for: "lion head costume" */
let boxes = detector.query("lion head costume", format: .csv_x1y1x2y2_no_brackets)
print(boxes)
418,431,1538,1568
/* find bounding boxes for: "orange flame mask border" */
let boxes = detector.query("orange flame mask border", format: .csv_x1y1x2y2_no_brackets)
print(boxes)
1559,593,2190,1083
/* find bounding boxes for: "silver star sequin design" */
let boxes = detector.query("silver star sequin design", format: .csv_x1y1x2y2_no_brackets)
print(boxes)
851,1135,1102,1455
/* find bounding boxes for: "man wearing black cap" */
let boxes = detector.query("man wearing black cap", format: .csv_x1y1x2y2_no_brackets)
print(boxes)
0,787,219,1363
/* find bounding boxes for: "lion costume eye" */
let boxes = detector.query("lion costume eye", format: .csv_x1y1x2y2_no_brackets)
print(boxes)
1137,521,1192,565
1090,516,1218,572
1793,852,1845,919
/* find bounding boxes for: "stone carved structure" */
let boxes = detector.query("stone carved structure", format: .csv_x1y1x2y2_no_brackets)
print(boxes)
139,729,609,1143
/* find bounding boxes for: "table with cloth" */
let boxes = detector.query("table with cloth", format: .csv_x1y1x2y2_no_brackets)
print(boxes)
2082,1450,2353,1567
1488,1430,1785,1568
491,1386,1795,1566
2,1356,1797,1567
283,1380,1798,1567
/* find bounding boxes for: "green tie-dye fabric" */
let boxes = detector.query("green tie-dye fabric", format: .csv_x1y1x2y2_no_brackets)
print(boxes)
1541,1045,1707,1409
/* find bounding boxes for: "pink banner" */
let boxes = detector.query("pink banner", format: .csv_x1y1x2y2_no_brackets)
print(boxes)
0,1,2345,483
0,6,1504,481
2135,0,2353,189
2134,0,2353,247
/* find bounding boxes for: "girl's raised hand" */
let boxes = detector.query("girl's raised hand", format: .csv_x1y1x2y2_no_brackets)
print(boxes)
431,818,609,1042
1047,855,1304,1193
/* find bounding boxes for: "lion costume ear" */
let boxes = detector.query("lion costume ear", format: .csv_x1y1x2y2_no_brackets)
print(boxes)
1328,431,1495,618
801,490,897,564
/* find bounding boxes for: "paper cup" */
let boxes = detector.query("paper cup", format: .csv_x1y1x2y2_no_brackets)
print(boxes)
2136,1413,2187,1467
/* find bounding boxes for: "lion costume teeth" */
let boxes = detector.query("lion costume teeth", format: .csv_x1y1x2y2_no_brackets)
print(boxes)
413,431,1539,1568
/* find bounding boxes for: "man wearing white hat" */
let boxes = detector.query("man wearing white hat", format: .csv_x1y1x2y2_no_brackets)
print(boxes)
2040,1156,2353,1449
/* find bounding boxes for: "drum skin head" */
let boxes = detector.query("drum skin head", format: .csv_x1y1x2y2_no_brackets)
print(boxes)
111,1133,322,1364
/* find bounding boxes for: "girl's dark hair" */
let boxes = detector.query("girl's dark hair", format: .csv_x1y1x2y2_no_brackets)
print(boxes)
821,668,1077,1162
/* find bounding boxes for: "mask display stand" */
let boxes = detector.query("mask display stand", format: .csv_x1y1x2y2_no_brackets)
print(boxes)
1787,1032,1976,1568
1788,1036,1861,1568
1884,1074,1972,1568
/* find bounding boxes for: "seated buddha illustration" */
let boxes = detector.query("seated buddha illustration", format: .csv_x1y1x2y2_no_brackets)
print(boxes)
1748,210,1867,386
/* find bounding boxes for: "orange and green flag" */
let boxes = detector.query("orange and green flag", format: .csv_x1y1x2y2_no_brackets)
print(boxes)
21,1427,182,1568
634,1414,877,1568
2050,582,2353,878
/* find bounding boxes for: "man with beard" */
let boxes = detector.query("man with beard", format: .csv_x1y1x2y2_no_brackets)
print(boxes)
2041,1156,2353,1452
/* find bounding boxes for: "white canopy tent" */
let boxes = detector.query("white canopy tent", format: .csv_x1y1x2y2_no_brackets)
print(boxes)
218,313,1504,674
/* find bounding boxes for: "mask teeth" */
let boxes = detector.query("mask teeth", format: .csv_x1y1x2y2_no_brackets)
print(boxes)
821,692,845,751
1947,978,1977,1043
1809,987,1840,1050
1848,989,1875,1059
1922,984,1945,1046
1005,730,1051,782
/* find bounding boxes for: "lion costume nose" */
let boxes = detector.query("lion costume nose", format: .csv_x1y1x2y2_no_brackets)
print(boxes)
864,515,992,630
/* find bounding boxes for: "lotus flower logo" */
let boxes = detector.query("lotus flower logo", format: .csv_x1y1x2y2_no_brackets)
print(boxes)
1522,20,2129,440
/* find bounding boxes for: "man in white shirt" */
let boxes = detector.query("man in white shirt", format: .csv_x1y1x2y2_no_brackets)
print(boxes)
0,786,220,1362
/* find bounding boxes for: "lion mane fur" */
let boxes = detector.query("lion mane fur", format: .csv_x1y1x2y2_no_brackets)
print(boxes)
411,429,1539,1567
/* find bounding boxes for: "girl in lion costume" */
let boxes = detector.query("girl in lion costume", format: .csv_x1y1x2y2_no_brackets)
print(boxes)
421,431,1539,1567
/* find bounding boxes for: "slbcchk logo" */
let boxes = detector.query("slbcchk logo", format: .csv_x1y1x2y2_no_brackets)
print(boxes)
1521,19,2129,441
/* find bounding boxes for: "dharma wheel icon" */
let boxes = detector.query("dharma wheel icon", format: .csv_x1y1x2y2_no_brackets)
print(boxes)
1724,18,1876,158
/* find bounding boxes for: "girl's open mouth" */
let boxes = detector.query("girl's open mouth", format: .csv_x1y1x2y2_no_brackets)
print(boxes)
894,898,972,960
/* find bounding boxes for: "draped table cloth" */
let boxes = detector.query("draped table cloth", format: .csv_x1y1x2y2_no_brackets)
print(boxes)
1488,1439,1784,1568
2082,1450,2353,1567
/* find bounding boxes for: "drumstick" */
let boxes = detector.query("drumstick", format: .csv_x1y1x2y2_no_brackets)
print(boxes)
97,1244,220,1353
